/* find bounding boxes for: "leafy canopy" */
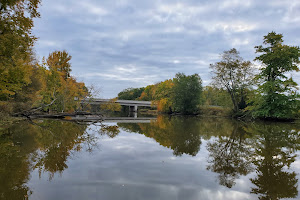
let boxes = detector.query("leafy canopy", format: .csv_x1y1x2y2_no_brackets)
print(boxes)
172,73,202,114
210,48,253,113
252,32,300,119
0,0,41,100
46,50,72,80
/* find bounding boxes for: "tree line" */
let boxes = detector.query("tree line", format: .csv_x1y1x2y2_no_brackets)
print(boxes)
1,1,299,120
118,32,300,120
118,73,202,114
0,0,89,116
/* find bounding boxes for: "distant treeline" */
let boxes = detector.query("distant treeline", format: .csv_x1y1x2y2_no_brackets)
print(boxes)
118,32,300,120
0,1,89,115
119,73,202,114
117,75,234,114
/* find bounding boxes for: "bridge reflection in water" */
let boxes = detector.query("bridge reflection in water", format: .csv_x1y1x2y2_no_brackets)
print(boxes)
72,115,157,122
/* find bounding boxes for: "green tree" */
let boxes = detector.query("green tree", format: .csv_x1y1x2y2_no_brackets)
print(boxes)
202,86,233,107
0,0,41,100
251,32,300,120
11,65,46,112
172,73,202,114
210,48,254,114
118,87,145,100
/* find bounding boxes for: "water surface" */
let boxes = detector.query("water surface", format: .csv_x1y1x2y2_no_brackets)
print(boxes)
1,116,300,200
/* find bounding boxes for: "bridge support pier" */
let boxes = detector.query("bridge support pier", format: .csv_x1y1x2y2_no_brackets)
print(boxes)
129,105,138,113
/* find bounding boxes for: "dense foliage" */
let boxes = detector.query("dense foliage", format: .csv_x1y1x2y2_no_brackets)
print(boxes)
40,51,88,113
0,1,89,114
118,87,145,100
250,32,300,120
202,86,233,107
0,0,41,100
172,73,202,114
117,73,202,114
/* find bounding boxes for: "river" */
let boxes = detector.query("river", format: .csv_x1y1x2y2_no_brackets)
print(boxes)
1,115,300,200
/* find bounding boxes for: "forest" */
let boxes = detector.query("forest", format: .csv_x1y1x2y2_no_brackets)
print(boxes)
1,0,300,121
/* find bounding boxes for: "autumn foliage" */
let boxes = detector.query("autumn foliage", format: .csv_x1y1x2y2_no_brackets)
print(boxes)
0,1,89,115
118,73,202,114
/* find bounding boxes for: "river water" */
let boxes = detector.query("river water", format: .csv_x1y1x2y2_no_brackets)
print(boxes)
1,115,300,200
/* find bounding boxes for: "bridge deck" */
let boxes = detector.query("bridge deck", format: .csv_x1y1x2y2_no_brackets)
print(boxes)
82,98,152,107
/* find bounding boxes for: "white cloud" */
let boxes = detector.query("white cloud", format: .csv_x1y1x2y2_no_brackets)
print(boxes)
77,2,108,16
198,21,257,33
77,64,160,86
219,0,253,10
173,60,180,64
38,40,60,47
282,1,300,23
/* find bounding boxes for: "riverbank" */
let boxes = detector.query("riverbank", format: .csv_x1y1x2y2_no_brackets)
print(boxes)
1,105,298,125
139,106,231,117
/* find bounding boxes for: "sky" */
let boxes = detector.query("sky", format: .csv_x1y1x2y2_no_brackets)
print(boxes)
32,0,300,98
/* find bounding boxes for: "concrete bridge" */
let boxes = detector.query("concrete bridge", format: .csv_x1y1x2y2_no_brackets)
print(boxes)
82,98,152,112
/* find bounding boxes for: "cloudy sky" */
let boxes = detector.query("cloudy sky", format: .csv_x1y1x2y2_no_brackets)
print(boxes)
32,0,300,98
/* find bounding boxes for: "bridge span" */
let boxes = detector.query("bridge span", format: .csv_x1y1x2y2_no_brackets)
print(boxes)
82,98,152,112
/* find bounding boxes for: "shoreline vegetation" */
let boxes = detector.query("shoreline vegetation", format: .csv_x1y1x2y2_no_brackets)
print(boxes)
1,1,300,122
116,33,300,121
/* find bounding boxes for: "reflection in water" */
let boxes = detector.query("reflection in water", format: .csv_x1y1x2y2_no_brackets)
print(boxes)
0,120,119,200
1,116,300,200
119,116,300,199
206,124,254,188
118,115,202,156
206,121,300,199
247,123,300,200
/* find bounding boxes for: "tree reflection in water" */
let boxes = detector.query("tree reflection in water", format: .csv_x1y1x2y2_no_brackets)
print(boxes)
118,115,202,156
248,123,300,200
207,121,300,199
0,119,119,199
118,116,300,199
1,116,300,200
206,123,254,188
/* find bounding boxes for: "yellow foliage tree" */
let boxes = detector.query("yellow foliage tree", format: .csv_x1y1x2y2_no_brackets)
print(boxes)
40,51,89,113
100,98,122,112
